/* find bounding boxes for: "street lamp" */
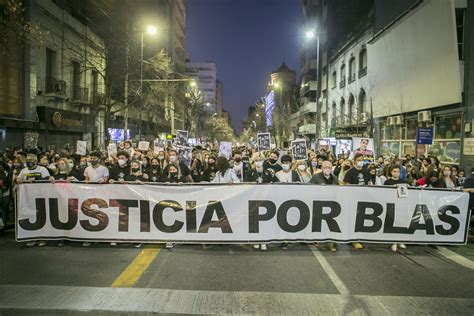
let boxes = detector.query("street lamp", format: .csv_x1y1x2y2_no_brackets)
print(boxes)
305,28,320,141
139,24,157,140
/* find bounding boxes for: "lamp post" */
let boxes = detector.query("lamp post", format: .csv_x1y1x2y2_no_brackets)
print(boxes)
138,25,157,141
306,29,320,143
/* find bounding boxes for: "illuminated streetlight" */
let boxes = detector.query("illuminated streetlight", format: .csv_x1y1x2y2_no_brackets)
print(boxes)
147,25,157,35
190,80,197,87
256,114,260,117
274,82,280,88
305,30,315,39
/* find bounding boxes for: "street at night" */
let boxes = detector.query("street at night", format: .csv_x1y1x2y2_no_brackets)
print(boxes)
2,0,474,315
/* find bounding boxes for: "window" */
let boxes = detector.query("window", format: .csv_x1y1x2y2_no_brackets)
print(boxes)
348,57,355,82
339,64,346,88
358,89,366,115
434,114,462,139
91,70,98,103
331,70,337,88
72,61,81,100
331,102,336,125
348,94,355,123
339,98,345,123
359,48,367,77
456,9,465,60
45,48,56,93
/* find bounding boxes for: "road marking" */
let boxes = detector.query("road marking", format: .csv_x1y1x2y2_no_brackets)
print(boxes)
436,246,474,270
309,245,349,295
1,285,474,314
111,245,161,288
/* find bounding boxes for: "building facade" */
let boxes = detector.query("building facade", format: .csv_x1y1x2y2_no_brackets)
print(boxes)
185,61,217,113
1,0,106,151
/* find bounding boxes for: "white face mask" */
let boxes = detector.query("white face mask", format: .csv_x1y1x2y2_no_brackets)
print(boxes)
297,165,306,171
118,159,126,167
158,155,164,160
282,164,290,171
169,156,177,163
255,161,264,168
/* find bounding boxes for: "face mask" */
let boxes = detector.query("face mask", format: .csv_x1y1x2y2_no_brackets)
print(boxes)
152,164,159,169
298,165,306,171
282,164,290,171
26,161,36,169
118,159,127,167
132,167,140,173
255,161,264,168
80,161,87,167
58,164,67,172
69,161,74,168
234,157,242,162
269,158,277,164
444,171,451,177
356,161,364,168
208,161,215,166
311,162,317,167
169,156,177,163
90,160,99,166
158,155,164,160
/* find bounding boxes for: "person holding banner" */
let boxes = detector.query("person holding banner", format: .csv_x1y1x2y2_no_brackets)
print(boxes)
310,161,337,185
84,152,109,184
109,151,130,183
248,152,274,184
146,157,162,182
163,149,193,183
202,155,218,182
275,155,300,183
16,154,50,184
293,160,311,183
156,150,168,170
264,151,282,175
124,160,148,182
49,158,72,182
232,150,251,182
212,156,240,184
190,148,203,182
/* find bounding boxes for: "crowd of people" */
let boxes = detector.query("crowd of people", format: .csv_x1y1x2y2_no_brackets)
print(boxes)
1,140,472,252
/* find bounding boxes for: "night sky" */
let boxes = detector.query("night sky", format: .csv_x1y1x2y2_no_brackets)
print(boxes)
186,0,302,133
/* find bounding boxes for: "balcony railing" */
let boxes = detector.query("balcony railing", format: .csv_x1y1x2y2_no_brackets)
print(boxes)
45,77,67,95
339,77,346,88
358,67,367,78
72,86,90,103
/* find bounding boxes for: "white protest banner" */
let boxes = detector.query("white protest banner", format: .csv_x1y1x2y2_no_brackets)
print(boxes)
291,139,307,160
219,141,232,159
352,137,375,162
257,133,271,151
176,130,189,147
76,141,87,156
107,144,117,158
17,184,470,245
138,141,150,152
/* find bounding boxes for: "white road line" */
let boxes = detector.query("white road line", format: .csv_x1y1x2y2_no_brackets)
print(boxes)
309,245,350,295
436,246,474,270
1,285,473,314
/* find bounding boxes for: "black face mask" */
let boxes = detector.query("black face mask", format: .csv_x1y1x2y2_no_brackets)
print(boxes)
269,159,277,164
90,160,99,166
132,167,140,173
151,164,159,169
26,161,36,169
234,157,242,162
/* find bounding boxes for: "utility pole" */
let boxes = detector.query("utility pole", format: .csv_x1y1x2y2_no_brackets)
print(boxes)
124,25,130,140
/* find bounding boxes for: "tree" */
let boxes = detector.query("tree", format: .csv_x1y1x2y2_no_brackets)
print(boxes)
0,0,42,54
184,88,205,135
205,116,235,142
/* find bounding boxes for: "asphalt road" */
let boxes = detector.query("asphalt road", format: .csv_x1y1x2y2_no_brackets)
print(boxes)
0,232,474,315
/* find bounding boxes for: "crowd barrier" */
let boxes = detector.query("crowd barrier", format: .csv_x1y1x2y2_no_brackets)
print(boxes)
16,182,471,245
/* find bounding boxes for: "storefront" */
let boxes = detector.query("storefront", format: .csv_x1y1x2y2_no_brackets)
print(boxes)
379,109,462,164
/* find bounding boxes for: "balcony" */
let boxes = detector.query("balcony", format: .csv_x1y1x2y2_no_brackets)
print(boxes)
339,78,346,88
71,86,90,104
300,80,318,96
299,101,317,115
358,67,367,78
45,77,67,97
348,73,356,83
298,123,317,135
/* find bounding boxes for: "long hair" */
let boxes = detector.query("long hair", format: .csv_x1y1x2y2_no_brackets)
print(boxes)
216,156,230,173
